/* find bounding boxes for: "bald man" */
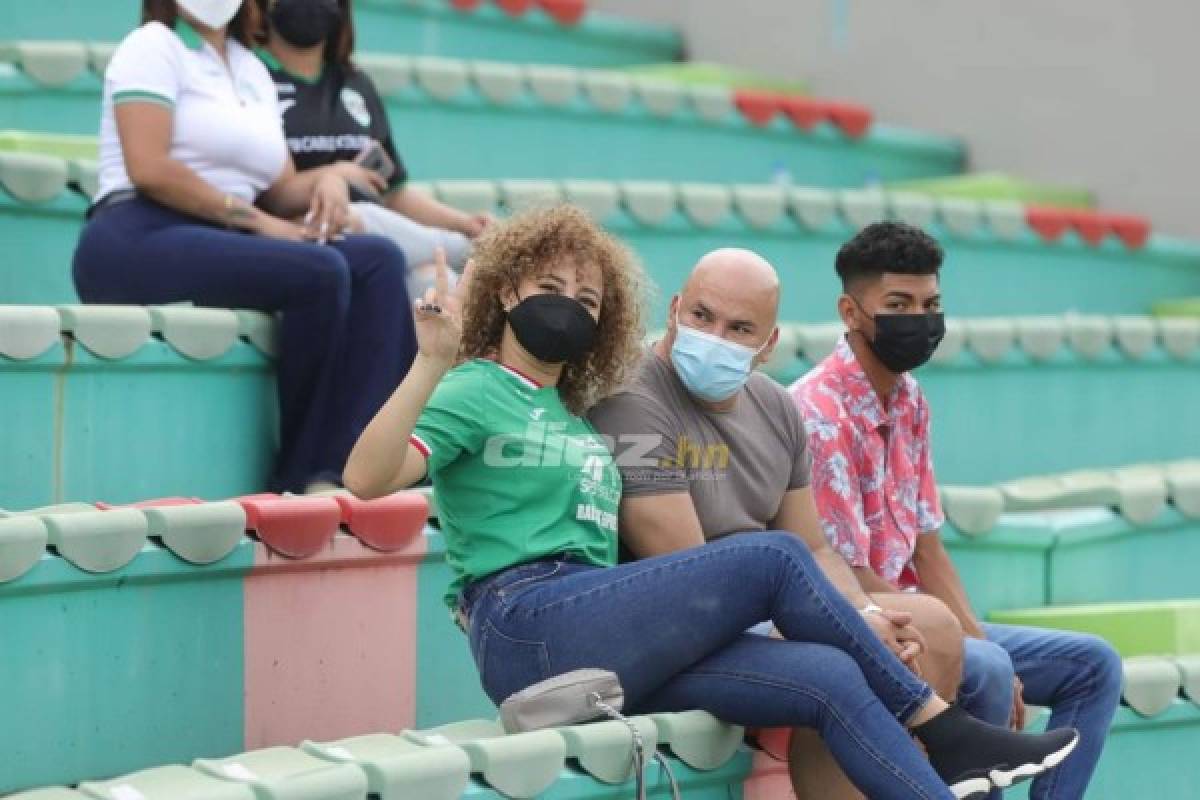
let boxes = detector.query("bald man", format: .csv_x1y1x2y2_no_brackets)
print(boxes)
588,249,964,799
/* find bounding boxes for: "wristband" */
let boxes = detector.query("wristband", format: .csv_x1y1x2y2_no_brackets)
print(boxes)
858,602,884,617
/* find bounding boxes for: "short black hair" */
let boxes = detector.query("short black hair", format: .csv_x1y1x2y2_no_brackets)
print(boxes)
835,221,943,290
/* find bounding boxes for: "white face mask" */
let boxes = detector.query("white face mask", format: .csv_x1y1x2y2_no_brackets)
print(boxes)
176,0,243,30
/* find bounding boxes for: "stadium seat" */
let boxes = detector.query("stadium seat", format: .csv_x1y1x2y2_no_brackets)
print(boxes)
333,492,428,553
141,501,247,566
678,182,732,227
0,152,69,204
148,306,240,362
555,716,660,783
79,764,255,800
302,733,471,800
193,747,368,800
524,64,579,107
561,179,620,221
57,304,152,359
650,711,744,771
537,0,588,26
42,507,147,573
467,60,524,105
938,486,1004,537
0,304,60,359
235,495,341,559
1121,657,1184,717
580,70,632,113
405,721,567,798
619,181,676,226
632,76,685,118
732,184,785,230
0,515,48,582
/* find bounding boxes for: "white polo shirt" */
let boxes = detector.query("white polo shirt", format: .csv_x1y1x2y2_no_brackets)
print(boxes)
96,20,289,203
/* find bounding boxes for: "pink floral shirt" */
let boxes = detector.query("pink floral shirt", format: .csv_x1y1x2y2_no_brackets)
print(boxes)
789,338,943,589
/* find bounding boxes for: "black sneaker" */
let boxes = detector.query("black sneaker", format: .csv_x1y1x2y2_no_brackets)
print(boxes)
913,705,1080,799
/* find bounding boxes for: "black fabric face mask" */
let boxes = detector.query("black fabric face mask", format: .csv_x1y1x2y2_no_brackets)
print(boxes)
507,293,598,365
858,303,946,373
270,0,341,48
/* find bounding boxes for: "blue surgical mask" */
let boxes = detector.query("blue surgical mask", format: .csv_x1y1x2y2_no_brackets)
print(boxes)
669,317,767,402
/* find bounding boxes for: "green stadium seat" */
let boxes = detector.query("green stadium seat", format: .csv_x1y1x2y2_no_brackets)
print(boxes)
1156,316,1200,359
988,600,1200,658
649,711,743,771
981,199,1026,241
787,186,837,230
524,64,579,107
1165,461,1200,518
685,84,734,123
620,181,676,226
57,305,152,360
467,60,523,106
561,179,619,221
405,720,567,798
500,179,562,211
435,180,498,214
193,747,368,800
355,54,412,98
555,716,659,784
886,172,1094,210
235,310,278,358
1114,315,1157,359
0,151,69,204
887,191,936,229
937,197,983,237
0,304,60,359
0,515,48,582
1015,316,1065,361
1176,655,1200,703
964,317,1016,363
1064,314,1113,360
678,182,732,228
1120,657,1183,717
42,507,147,573
580,70,632,113
732,184,785,230
79,764,255,800
302,733,470,800
413,56,469,102
939,486,1004,537
838,188,887,230
148,307,240,362
142,501,246,566
0,40,88,87
632,76,684,118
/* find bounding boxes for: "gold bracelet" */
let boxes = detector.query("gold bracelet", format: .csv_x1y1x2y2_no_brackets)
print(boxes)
223,194,235,228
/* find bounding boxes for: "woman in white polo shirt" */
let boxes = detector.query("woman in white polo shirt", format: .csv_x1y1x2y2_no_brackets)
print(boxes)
73,0,417,494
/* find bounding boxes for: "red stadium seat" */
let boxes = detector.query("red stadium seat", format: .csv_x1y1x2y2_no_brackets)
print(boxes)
1070,210,1109,246
537,0,587,25
1025,206,1072,242
1102,213,1152,249
780,96,828,131
733,90,781,127
333,492,429,552
235,494,341,559
449,0,485,9
495,0,536,16
827,101,873,138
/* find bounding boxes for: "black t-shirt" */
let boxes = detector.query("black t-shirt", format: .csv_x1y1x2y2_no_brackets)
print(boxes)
260,50,408,197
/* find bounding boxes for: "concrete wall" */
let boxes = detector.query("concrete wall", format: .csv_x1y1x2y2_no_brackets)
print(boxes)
594,0,1200,239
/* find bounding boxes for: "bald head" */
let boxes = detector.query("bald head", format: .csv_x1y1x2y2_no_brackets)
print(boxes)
685,248,780,309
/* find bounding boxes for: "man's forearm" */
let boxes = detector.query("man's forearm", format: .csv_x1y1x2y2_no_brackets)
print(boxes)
853,565,898,594
812,546,871,609
914,536,986,638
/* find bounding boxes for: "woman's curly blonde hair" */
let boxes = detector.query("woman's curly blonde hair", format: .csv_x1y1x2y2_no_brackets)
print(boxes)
459,205,648,415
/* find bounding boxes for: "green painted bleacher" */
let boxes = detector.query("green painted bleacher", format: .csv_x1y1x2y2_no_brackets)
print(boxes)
0,0,682,67
0,47,964,185
0,306,275,509
990,600,1200,658
885,172,1095,209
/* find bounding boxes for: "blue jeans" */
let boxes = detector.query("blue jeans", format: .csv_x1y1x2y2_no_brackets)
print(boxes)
461,532,955,800
73,196,416,492
959,623,1123,800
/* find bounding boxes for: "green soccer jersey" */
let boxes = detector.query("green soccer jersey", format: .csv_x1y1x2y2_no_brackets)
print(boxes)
411,359,621,609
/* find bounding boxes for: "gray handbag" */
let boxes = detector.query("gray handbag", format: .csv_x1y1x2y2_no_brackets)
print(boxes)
499,669,681,800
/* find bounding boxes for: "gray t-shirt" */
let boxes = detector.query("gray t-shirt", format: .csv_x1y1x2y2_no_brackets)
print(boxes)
588,349,812,540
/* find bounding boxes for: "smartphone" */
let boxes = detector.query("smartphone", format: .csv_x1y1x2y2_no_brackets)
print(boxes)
354,141,396,183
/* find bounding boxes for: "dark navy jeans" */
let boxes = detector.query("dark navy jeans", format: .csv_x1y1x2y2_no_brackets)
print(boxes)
73,196,415,492
960,623,1122,800
462,532,956,800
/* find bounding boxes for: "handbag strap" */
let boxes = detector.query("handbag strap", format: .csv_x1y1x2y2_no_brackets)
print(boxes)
589,693,681,800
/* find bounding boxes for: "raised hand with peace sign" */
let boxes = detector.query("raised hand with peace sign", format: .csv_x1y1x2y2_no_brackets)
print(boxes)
413,247,474,366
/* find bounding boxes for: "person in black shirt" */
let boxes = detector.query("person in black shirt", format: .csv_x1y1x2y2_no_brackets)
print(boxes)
256,0,491,295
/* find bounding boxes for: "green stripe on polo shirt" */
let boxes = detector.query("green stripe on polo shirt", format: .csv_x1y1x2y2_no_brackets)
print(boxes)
112,89,175,109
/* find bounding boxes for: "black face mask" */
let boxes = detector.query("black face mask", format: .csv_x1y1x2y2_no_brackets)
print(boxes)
270,0,341,49
507,293,598,365
856,300,946,374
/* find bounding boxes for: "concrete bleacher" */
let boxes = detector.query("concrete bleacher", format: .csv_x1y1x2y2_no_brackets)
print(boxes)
1,0,1199,797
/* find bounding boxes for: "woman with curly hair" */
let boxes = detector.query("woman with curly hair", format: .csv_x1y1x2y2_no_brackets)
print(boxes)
345,205,1077,800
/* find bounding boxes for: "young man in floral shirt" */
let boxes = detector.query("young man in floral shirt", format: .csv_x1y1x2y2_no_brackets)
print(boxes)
792,221,1123,800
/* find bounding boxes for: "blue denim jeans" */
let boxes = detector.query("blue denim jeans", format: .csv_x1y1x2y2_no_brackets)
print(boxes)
461,532,955,800
959,623,1123,800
